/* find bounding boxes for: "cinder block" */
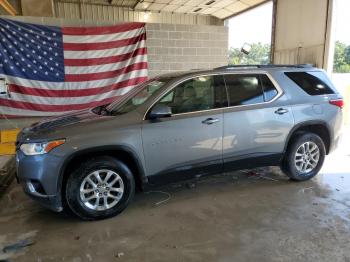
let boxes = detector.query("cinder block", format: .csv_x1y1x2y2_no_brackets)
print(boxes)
183,48,197,56
168,47,183,55
157,47,169,55
175,24,190,32
0,129,20,143
161,39,176,48
146,23,160,31
189,40,203,48
0,143,16,155
169,63,183,70
153,31,169,39
146,39,162,47
196,62,211,69
169,32,182,39
197,33,210,40
175,40,189,47
160,24,175,31
182,32,197,40
210,48,222,56
196,48,210,56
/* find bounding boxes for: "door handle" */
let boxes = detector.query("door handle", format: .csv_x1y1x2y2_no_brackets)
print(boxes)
274,108,289,115
202,118,220,125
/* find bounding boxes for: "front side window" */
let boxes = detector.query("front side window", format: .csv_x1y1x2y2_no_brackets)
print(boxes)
110,79,168,115
224,74,264,106
155,75,225,115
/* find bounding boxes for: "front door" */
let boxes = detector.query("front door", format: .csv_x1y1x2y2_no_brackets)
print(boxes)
142,75,226,185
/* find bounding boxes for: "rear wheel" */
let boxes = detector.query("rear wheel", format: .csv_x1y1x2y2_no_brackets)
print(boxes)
65,156,135,220
282,133,325,181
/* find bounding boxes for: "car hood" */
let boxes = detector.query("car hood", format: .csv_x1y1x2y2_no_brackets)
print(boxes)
18,109,110,141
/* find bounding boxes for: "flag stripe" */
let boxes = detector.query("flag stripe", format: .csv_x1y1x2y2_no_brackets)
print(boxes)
9,76,147,97
9,86,134,105
0,96,118,112
65,62,148,82
63,33,146,51
0,69,148,90
62,27,144,43
63,40,146,59
65,54,147,74
0,107,67,117
64,47,147,66
62,22,145,36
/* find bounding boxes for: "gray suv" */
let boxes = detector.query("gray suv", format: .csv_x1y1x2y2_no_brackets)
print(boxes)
16,65,343,220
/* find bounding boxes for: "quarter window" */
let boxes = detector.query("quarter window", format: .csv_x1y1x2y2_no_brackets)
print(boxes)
285,71,335,95
261,74,279,101
156,75,225,114
224,74,264,106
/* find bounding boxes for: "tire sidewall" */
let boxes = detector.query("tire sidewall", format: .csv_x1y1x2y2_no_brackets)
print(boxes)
285,133,326,181
66,156,135,220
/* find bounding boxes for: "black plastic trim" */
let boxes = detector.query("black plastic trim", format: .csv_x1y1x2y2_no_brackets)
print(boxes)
223,153,283,172
283,120,332,154
58,145,147,194
147,158,223,187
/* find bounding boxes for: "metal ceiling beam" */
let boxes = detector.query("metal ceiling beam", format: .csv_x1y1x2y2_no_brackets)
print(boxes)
0,0,17,15
222,0,271,20
132,0,141,10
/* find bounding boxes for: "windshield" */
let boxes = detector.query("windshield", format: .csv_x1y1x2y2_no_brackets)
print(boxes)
107,78,171,115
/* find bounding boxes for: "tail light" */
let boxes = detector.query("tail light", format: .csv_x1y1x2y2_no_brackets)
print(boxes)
329,99,344,109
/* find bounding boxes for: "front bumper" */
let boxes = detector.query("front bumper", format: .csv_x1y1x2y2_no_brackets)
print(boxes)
16,150,64,212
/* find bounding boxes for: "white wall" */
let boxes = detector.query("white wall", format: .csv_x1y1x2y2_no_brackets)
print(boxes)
273,0,331,68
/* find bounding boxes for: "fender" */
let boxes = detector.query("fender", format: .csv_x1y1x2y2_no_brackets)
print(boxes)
283,120,332,153
57,145,147,194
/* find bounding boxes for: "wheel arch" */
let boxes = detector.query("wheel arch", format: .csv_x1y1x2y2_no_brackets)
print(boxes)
284,120,332,155
58,145,147,197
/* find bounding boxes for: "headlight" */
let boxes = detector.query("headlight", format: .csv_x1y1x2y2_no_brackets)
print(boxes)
20,139,65,156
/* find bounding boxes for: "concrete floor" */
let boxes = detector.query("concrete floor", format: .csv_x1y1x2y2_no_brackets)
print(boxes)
0,129,349,262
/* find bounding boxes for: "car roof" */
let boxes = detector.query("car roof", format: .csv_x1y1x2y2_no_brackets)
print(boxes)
152,64,320,80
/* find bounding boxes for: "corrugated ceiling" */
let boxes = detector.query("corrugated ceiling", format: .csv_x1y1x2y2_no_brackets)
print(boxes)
56,0,268,19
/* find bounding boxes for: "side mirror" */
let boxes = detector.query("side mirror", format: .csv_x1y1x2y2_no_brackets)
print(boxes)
149,104,172,119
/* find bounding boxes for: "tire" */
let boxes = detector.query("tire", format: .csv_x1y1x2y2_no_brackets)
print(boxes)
282,133,326,181
65,156,135,220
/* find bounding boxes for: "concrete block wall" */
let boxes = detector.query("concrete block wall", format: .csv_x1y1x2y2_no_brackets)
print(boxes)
146,23,228,78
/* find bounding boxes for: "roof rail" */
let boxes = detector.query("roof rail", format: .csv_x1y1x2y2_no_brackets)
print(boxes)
215,64,314,70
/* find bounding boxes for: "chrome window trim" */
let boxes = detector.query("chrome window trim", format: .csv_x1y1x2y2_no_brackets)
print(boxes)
143,71,284,120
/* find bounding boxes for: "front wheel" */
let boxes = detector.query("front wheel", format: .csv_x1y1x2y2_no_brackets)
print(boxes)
65,156,135,220
282,133,326,181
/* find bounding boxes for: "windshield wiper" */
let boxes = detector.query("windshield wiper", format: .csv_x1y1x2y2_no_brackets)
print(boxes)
92,105,110,116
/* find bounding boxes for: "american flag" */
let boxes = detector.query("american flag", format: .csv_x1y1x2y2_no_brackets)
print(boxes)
0,18,148,117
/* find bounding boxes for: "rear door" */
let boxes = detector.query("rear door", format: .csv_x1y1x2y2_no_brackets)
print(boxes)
222,73,294,170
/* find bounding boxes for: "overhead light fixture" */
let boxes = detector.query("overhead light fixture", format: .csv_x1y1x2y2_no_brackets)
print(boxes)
205,0,215,5
143,12,150,21
0,0,17,16
193,8,202,12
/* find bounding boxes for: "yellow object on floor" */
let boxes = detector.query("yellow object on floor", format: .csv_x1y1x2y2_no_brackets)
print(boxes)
0,128,20,155
0,143,16,155
0,128,20,143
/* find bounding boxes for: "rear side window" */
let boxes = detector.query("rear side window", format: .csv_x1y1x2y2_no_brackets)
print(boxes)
261,75,279,101
224,74,264,106
285,72,335,95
